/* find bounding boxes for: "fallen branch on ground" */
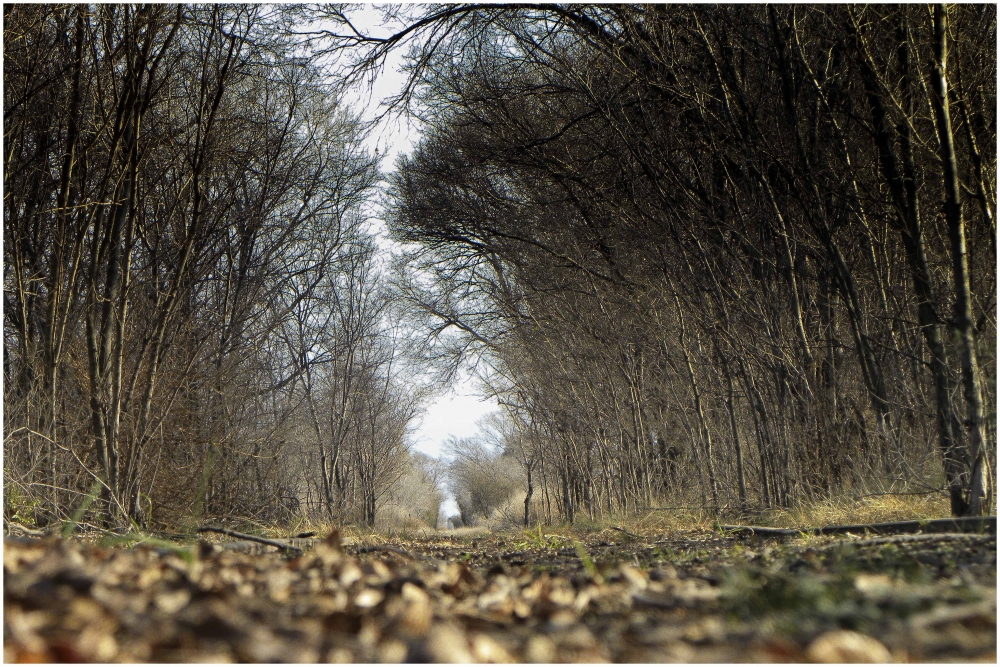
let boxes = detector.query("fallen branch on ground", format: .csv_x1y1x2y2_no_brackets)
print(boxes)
611,526,641,539
357,544,416,558
5,522,47,537
196,526,302,554
854,490,945,500
719,516,996,539
147,529,195,540
847,532,995,548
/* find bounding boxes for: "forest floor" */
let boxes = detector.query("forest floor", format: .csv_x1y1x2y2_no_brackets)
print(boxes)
3,521,996,663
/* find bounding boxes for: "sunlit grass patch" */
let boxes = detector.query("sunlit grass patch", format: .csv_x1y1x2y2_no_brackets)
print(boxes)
96,491,962,550
630,508,717,534
741,493,953,530
516,523,569,550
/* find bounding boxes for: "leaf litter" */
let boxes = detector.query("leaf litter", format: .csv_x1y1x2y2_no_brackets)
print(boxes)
3,526,995,662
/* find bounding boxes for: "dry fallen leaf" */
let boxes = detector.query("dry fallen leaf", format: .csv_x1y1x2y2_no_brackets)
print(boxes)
2,529,994,663
353,587,384,609
423,623,474,663
524,634,556,663
471,632,513,663
806,629,892,663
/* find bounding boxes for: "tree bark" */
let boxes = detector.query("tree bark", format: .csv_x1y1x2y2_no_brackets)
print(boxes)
724,361,747,509
523,465,534,527
930,4,986,516
673,292,719,512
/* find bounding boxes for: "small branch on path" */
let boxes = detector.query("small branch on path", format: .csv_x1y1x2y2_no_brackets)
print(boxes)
357,544,415,559
719,516,996,539
5,522,47,538
847,532,995,548
854,490,944,500
611,526,641,539
197,526,302,555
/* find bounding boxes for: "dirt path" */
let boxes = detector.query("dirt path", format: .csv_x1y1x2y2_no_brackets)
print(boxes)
4,527,995,662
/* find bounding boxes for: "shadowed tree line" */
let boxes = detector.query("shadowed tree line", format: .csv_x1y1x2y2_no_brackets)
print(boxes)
312,4,994,520
5,5,995,531
3,4,438,530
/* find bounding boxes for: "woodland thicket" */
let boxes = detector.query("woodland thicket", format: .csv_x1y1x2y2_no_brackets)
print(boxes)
378,4,996,522
4,5,995,531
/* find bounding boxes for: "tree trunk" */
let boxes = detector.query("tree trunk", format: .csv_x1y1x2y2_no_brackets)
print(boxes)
724,362,747,509
673,293,719,511
930,4,986,516
523,466,534,527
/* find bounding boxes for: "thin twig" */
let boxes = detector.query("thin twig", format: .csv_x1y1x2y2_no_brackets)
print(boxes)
357,544,414,558
847,532,995,548
5,427,131,520
719,516,996,539
854,490,944,500
196,526,302,554
642,505,734,511
4,521,47,537
611,526,641,539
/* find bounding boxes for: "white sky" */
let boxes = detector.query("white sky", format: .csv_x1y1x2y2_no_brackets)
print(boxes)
410,383,498,457
338,6,500,473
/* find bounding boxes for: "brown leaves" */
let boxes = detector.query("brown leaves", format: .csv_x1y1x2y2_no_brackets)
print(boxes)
393,582,433,636
3,535,643,662
3,531,997,663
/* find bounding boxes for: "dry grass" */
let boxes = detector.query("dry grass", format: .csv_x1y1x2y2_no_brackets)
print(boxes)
545,493,955,537
748,493,952,529
202,492,958,542
625,508,718,534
